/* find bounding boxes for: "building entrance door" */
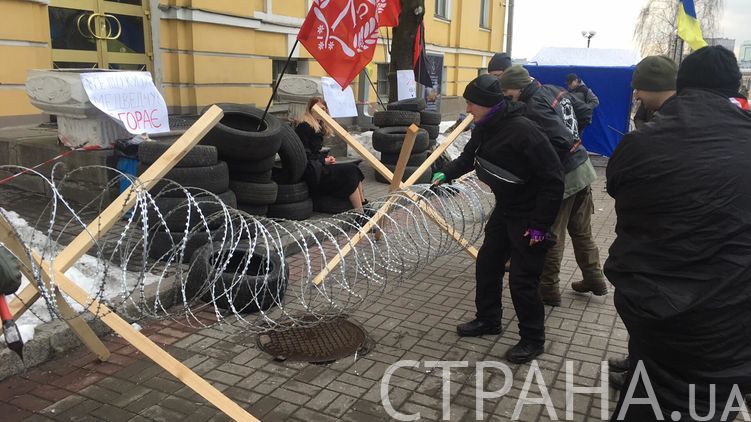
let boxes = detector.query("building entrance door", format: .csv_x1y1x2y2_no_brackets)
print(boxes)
48,0,152,71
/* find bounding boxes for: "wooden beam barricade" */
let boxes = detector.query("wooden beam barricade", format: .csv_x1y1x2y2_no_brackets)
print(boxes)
0,223,111,361
2,105,258,421
0,215,256,421
52,105,225,274
389,124,419,192
310,106,477,285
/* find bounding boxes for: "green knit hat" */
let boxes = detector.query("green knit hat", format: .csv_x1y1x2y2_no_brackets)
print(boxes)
631,56,677,91
499,65,531,90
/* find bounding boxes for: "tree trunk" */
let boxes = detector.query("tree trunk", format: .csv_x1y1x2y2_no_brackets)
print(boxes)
388,0,425,103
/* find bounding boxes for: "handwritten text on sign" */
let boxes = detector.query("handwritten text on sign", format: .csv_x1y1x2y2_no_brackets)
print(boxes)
81,72,170,135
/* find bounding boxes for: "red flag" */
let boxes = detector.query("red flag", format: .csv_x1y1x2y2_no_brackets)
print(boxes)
298,0,400,89
378,0,401,27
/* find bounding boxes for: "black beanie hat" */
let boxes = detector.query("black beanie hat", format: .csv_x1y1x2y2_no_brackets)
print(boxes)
488,53,512,72
631,55,677,91
566,73,579,84
677,45,741,93
463,74,505,107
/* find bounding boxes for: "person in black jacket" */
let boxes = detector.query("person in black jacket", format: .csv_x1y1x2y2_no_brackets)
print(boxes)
295,97,367,212
566,73,600,111
606,46,751,421
487,52,512,77
500,65,608,306
0,247,21,296
432,74,564,363
607,54,678,392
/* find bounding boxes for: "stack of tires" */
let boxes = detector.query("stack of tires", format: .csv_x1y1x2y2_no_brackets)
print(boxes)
201,104,283,216
418,108,442,150
186,242,288,314
137,141,236,263
266,123,313,220
371,98,432,184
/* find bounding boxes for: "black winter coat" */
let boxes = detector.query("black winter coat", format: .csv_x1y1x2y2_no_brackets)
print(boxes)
568,83,599,110
519,81,591,172
606,88,751,412
442,101,563,231
295,121,326,186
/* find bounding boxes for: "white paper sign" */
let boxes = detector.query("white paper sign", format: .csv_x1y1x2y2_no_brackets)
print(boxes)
321,77,358,118
80,71,170,135
397,70,417,101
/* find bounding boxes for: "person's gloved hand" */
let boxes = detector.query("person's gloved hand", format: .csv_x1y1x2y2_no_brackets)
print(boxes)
524,228,547,246
432,172,446,185
0,247,21,295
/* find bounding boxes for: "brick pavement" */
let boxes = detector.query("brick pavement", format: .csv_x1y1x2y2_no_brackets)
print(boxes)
0,163,715,421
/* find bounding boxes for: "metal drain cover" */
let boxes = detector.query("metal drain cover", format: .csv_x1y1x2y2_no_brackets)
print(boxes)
256,317,370,363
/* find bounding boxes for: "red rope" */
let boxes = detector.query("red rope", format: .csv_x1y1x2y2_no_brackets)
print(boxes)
0,144,105,186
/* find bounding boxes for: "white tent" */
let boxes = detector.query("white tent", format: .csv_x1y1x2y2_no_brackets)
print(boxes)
530,47,640,67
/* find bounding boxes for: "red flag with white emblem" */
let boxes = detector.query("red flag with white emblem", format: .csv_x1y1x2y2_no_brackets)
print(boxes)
298,0,401,89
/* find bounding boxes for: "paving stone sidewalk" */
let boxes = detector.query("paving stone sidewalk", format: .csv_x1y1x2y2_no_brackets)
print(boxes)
0,163,643,421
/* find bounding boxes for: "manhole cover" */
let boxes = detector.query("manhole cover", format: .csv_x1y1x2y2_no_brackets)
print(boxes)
256,317,371,363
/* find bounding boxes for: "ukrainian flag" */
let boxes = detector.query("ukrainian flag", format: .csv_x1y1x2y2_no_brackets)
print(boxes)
677,0,708,51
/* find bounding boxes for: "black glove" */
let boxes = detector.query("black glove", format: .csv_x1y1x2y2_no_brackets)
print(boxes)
0,248,21,295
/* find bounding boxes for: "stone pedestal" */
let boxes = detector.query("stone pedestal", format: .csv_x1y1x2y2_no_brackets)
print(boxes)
25,69,130,147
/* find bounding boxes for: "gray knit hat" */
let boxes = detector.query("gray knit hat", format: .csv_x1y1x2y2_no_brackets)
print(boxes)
499,65,531,90
631,56,677,91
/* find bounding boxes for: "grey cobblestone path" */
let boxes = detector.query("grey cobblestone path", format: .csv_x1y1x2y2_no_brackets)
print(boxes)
1,162,726,421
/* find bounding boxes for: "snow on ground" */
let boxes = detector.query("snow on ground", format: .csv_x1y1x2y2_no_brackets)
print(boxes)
1,208,160,344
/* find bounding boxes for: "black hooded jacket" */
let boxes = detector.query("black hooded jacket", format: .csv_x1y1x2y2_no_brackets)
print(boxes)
519,81,592,172
606,88,751,411
442,101,563,231
568,83,600,110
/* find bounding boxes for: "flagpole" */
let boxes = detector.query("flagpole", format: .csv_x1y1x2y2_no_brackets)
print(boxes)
258,39,300,130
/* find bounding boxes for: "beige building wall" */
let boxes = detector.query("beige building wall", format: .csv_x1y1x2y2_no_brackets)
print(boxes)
0,0,505,122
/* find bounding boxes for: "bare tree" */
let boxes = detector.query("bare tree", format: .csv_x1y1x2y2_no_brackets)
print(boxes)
388,0,425,103
634,0,724,59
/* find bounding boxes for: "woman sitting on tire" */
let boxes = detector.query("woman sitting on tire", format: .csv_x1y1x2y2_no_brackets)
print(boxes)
295,97,368,212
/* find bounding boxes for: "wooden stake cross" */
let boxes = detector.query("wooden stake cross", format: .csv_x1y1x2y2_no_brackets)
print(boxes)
1,105,258,421
310,105,477,286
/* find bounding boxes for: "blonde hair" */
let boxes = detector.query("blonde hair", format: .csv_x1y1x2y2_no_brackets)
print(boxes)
298,97,331,136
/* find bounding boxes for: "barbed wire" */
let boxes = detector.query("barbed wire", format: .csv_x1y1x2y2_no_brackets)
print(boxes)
1,164,494,332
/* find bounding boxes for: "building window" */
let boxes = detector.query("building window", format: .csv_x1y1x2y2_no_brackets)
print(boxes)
273,59,299,82
377,63,390,97
435,0,449,20
480,0,490,28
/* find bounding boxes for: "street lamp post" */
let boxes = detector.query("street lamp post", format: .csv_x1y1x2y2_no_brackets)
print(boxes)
581,30,596,48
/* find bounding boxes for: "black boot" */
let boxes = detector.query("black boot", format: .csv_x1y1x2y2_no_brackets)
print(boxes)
505,340,544,364
456,319,502,337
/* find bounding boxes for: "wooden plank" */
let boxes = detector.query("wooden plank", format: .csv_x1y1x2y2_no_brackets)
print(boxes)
0,216,111,360
53,105,224,273
312,196,399,285
309,110,478,285
9,283,38,317
405,114,474,186
389,124,419,192
30,253,257,421
312,104,395,182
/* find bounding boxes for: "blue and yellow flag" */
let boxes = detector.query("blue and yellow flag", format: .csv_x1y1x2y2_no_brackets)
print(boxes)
677,0,708,51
